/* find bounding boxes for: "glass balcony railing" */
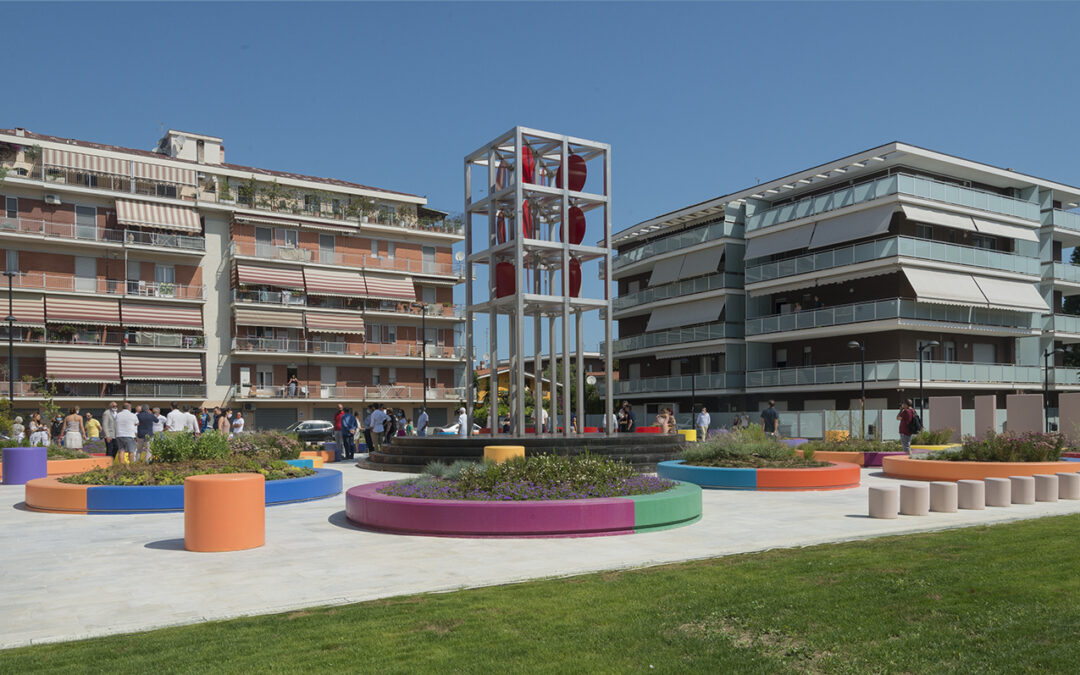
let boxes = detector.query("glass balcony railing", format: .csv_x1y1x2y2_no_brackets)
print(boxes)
606,372,745,395
612,321,742,353
745,298,1037,336
1052,368,1080,386
744,236,1040,284
1043,262,1080,285
1045,314,1080,335
613,222,740,270
746,360,1043,388
613,272,742,311
1043,209,1080,233
746,172,1039,233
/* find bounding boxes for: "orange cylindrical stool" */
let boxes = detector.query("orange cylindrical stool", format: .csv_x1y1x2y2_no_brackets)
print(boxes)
184,473,265,552
484,445,525,464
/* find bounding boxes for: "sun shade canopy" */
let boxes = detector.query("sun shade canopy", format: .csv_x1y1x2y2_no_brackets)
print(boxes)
46,297,121,326
46,349,120,383
234,307,304,329
744,223,815,260
121,303,203,330
809,204,895,249
121,354,203,381
116,199,200,233
305,311,365,334
646,297,725,332
236,264,305,290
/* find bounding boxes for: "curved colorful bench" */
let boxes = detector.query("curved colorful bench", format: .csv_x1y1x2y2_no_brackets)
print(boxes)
2,447,47,485
0,455,113,482
677,429,697,442
484,445,525,463
882,456,1080,482
24,468,342,514
345,479,702,537
184,473,265,553
795,449,906,468
636,426,662,434
300,449,336,463
657,460,860,491
1063,452,1080,458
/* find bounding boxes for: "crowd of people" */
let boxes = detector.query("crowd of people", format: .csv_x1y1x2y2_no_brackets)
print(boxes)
332,403,429,461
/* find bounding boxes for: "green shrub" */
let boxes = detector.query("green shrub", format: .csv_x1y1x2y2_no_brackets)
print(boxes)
58,454,315,486
921,431,1066,463
192,431,230,460
802,446,816,462
453,454,638,495
229,431,302,460
800,438,903,454
46,445,91,460
149,432,197,463
681,427,827,468
914,428,955,445
422,459,478,480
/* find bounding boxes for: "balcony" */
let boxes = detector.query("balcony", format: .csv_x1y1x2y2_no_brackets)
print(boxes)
4,159,195,202
124,383,206,398
745,298,1037,338
1045,314,1080,336
12,271,205,300
229,241,463,277
0,381,205,398
0,216,205,252
612,272,742,312
744,236,1040,285
746,360,1042,389
612,321,743,354
0,329,203,349
236,383,463,401
613,221,739,271
1043,209,1080,233
1043,262,1080,286
608,372,745,396
747,172,1039,233
231,337,464,359
232,289,464,319
232,289,307,307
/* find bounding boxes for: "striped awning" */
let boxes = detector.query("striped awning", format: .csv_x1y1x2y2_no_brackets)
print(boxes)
115,199,201,233
305,311,365,335
236,264,305,289
303,268,366,297
121,303,203,330
132,161,197,187
46,297,121,326
121,354,203,381
42,148,128,176
46,349,121,383
234,307,304,329
9,296,45,326
363,274,416,301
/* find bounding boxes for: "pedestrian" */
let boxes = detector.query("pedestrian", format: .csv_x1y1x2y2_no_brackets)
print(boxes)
136,404,156,461
656,409,669,433
287,374,299,398
794,302,802,312
416,407,429,437
731,414,742,430
50,414,63,445
813,295,823,309
231,411,245,436
622,402,636,433
760,400,780,437
667,408,679,433
84,412,101,440
382,404,396,445
456,407,468,437
102,401,118,457
165,402,186,432
333,403,345,454
741,413,750,428
28,413,48,447
63,407,85,450
340,407,358,460
696,407,711,441
217,408,232,435
897,399,917,454
405,417,415,436
368,404,387,452
199,407,211,433
183,405,200,435
11,415,24,443
115,402,138,463
540,405,549,433
152,407,166,435
361,404,375,453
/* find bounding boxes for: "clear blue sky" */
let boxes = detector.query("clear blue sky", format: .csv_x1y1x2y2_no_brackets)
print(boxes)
5,2,1080,357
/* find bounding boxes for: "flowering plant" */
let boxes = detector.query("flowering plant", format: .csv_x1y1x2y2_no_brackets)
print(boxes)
922,431,1067,463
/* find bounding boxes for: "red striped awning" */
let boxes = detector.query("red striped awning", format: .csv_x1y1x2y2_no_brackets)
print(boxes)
46,297,121,326
132,160,197,186
10,297,45,326
116,199,201,233
236,264,305,289
121,303,203,330
46,349,121,383
305,311,365,335
121,354,203,381
303,268,366,296
234,307,304,329
42,148,128,176
363,274,416,301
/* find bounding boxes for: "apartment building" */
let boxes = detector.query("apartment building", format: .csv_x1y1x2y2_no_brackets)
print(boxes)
612,142,1080,418
0,127,465,429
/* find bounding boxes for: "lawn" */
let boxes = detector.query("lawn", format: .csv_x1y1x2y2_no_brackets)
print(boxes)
3,515,1079,673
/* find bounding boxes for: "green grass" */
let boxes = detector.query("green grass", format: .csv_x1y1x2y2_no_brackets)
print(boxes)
4,515,1079,673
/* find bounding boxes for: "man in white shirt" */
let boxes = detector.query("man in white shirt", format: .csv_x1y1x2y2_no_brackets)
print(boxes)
416,408,429,437
165,402,186,432
457,408,468,437
183,405,200,434
115,402,138,462
695,407,711,442
368,404,387,452
231,411,245,436
540,407,549,433
152,407,166,434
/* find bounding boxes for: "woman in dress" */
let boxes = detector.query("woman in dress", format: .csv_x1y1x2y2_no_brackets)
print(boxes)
28,413,47,446
11,416,25,442
63,407,86,449
667,408,680,433
656,410,669,433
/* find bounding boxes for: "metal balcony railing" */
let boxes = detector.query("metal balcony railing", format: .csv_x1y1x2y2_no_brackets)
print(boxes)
746,360,1043,388
237,383,463,400
10,271,206,300
606,372,745,395
230,337,464,359
0,216,205,252
612,321,743,353
229,241,463,277
613,222,739,270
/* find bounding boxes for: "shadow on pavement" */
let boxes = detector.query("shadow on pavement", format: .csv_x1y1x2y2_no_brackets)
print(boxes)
144,537,187,551
327,509,366,532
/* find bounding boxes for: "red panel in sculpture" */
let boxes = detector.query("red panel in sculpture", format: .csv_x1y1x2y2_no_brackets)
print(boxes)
496,262,516,298
556,154,587,192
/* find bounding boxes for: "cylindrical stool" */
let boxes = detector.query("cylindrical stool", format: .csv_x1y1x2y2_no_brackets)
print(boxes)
958,480,985,510
1057,472,1080,500
1009,476,1035,505
899,484,930,516
678,429,697,443
930,481,958,513
184,473,265,552
1033,474,1059,503
868,486,899,519
985,477,1011,507
483,445,525,464
2,447,47,485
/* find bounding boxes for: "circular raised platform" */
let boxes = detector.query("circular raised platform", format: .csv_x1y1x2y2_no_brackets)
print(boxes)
345,479,702,537
881,456,1080,482
24,469,343,514
795,449,907,468
0,456,113,482
656,460,861,491
359,434,685,473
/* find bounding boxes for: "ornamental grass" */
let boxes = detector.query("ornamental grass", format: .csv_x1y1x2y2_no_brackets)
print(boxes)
59,455,315,486
919,431,1067,463
682,426,830,469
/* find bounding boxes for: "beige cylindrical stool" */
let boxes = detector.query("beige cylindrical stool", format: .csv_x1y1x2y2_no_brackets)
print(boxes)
899,483,930,516
1057,472,1080,500
868,486,899,519
985,477,1011,507
184,473,266,552
958,480,985,510
1009,476,1035,504
1033,474,1059,502
929,481,958,513
483,445,525,464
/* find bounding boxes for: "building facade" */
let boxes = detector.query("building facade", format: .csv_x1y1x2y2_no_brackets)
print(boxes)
0,127,465,429
611,142,1080,421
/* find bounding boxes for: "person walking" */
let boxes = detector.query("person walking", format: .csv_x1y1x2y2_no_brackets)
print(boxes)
655,409,669,434
361,404,375,454
101,402,118,457
115,402,138,463
416,407,429,437
63,407,86,450
368,404,387,452
456,407,468,437
897,399,917,454
217,408,232,435
696,406,711,441
183,405,200,435
333,403,345,455
761,400,780,437
382,404,396,445
621,402,636,433
84,412,102,440
135,404,156,462
340,407,358,460
50,414,63,446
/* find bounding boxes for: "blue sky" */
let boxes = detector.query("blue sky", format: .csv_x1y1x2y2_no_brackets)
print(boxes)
5,2,1080,356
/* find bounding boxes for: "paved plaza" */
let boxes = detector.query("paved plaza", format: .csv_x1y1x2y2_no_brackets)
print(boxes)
3,462,1079,650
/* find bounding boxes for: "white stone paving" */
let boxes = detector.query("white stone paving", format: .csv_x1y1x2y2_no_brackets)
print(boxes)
2,461,1079,649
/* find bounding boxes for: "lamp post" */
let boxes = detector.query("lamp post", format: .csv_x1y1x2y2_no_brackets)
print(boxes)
917,340,940,422
1044,347,1064,433
3,271,14,407
680,357,696,423
847,340,865,438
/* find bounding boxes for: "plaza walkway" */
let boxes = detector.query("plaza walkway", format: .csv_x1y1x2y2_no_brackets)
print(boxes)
2,461,1079,649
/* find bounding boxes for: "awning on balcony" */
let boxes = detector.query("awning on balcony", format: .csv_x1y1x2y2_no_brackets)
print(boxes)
46,349,120,383
42,148,128,176
972,276,1050,312
305,311,365,335
744,223,815,260
303,268,366,297
648,255,685,286
10,296,44,326
121,303,203,330
902,268,988,308
234,307,304,329
132,160,197,187
971,217,1040,242
646,297,725,332
363,274,416,301
115,199,201,233
900,204,978,232
809,204,895,249
121,354,203,381
678,245,725,280
45,297,121,326
236,263,305,289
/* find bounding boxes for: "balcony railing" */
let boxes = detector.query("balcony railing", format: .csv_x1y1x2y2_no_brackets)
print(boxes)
232,289,307,306
237,383,463,400
232,290,464,318
231,337,464,359
746,172,1039,233
1043,209,1080,233
613,272,742,311
125,383,207,398
607,372,745,395
0,381,205,398
612,321,742,354
229,241,462,277
745,298,1037,337
744,236,1040,284
1043,262,1080,285
1045,314,1080,335
746,360,1043,388
0,216,205,252
11,271,206,300
613,222,739,270
4,160,195,202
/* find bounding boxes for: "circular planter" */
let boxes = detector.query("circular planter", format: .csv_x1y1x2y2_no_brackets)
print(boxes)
795,449,907,468
24,468,342,514
882,455,1080,482
780,439,808,448
0,456,113,482
657,460,860,491
2,447,47,485
345,479,702,538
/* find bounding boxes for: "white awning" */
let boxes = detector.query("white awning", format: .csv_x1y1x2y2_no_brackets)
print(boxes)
971,217,1040,243
121,303,203,330
305,311,365,335
972,276,1050,312
902,268,988,308
809,204,895,249
42,148,128,176
646,297,724,332
678,245,724,280
901,204,978,232
648,256,685,286
744,223,815,260
132,161,197,187
46,297,121,326
10,297,44,326
303,268,366,297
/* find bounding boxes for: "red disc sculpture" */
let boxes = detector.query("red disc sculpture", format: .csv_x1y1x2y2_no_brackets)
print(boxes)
496,161,510,190
564,206,586,245
556,154,587,192
496,262,515,298
568,257,582,297
496,211,507,244
522,200,534,239
522,145,536,184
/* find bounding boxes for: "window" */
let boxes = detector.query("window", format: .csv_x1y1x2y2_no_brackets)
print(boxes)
155,264,175,297
775,348,787,368
422,286,436,304
915,223,933,240
78,173,98,187
75,205,97,240
381,325,396,343
275,228,298,249
671,360,680,376
944,341,957,363
366,323,380,343
426,367,437,388
972,234,996,250
304,194,318,213
372,367,381,386
803,346,812,366
156,184,178,198
255,227,272,256
5,197,16,219
973,343,996,364
256,366,273,387
628,362,640,380
5,250,17,274
388,367,397,384
319,234,335,263
371,239,380,258
387,241,396,259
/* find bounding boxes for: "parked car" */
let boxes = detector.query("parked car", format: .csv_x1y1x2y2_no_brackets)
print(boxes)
437,422,483,435
286,420,334,443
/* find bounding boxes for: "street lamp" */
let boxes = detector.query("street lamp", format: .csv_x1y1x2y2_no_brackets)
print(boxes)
847,340,865,438
917,340,940,421
1044,347,1064,433
680,357,696,422
419,301,428,412
3,271,14,407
